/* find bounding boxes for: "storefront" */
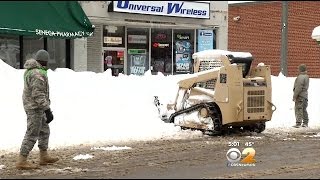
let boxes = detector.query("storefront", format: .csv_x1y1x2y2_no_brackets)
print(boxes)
0,1,94,70
79,1,228,75
103,26,216,75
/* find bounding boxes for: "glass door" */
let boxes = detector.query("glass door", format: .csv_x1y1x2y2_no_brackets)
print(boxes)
127,28,149,76
151,28,172,75
173,29,194,74
103,48,125,76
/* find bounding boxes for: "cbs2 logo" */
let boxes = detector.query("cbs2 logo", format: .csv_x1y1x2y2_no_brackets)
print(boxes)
226,147,256,163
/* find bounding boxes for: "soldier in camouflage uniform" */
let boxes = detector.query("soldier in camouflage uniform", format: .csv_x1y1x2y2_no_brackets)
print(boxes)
16,50,59,170
292,64,309,128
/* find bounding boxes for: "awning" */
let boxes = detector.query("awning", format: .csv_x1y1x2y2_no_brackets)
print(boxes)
0,1,94,39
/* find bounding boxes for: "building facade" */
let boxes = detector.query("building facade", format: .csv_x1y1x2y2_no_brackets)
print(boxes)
0,2,93,71
0,35,68,70
228,1,320,77
74,1,228,75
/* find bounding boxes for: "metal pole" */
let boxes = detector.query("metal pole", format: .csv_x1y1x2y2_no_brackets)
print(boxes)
280,1,288,76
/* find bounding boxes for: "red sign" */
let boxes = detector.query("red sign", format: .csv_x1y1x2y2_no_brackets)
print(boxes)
155,33,167,40
117,51,124,57
153,42,159,48
153,42,170,48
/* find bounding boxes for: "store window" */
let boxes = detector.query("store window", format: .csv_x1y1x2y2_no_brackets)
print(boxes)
103,26,125,48
151,29,172,75
102,26,125,76
1,35,69,70
127,28,149,76
47,38,66,70
23,36,44,64
0,35,20,68
173,29,194,74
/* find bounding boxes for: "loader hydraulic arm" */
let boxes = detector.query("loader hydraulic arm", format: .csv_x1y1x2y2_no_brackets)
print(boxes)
169,55,231,111
177,68,220,89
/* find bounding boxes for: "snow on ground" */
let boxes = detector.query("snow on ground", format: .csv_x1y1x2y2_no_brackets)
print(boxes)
0,59,319,155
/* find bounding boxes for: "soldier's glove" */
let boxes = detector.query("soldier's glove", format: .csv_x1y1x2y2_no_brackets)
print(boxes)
45,108,54,124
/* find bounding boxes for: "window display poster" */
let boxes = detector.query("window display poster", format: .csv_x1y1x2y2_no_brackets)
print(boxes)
153,60,164,72
197,29,214,52
105,55,113,67
128,49,146,75
176,53,191,73
175,40,191,73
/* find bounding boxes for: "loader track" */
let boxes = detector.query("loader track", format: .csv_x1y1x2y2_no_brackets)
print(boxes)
167,102,265,136
168,102,223,134
168,103,207,123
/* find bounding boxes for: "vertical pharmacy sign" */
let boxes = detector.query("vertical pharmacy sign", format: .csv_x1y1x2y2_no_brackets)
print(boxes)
128,49,146,75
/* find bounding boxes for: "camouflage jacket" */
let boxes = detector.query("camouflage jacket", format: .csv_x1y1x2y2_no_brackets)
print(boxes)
22,59,50,111
293,71,309,100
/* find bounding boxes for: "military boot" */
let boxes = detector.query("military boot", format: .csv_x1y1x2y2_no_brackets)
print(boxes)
292,123,301,128
16,154,39,170
39,150,59,165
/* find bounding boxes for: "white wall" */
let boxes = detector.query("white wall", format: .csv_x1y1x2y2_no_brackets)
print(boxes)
73,38,87,72
211,1,228,50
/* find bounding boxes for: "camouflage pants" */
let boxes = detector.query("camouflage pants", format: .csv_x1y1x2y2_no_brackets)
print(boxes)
294,96,309,125
20,109,50,157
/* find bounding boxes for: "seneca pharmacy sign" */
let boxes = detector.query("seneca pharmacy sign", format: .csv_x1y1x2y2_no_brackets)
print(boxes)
112,1,210,19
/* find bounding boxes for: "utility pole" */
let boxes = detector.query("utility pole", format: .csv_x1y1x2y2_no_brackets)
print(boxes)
280,1,288,76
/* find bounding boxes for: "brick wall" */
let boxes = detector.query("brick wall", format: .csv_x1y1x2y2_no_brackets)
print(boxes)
229,1,320,77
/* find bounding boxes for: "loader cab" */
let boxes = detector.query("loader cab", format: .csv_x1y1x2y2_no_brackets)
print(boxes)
227,54,253,78
192,50,253,78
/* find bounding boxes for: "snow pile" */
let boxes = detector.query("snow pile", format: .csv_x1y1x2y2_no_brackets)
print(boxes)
91,146,132,151
73,154,94,160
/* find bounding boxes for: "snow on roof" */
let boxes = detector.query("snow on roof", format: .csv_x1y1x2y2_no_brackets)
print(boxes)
192,49,252,60
312,26,320,40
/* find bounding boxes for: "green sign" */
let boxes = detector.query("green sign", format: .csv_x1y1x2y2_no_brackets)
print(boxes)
128,49,146,54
